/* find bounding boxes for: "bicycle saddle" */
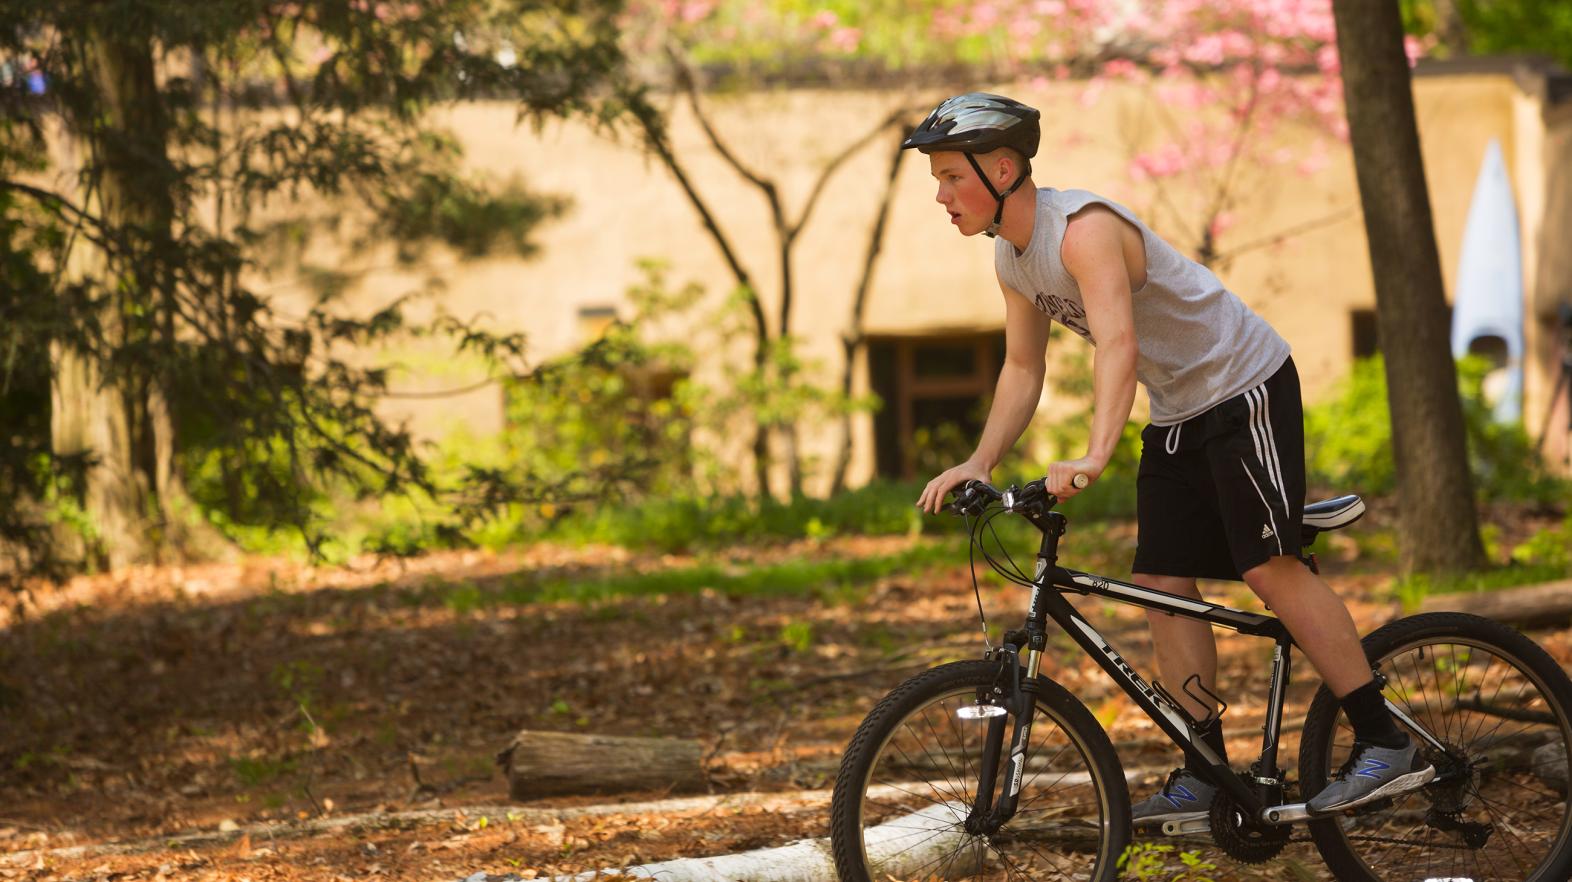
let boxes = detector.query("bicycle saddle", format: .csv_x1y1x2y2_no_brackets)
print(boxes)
1302,495,1364,531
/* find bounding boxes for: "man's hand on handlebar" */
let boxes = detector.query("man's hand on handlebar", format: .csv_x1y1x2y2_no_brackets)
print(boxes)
916,459,992,515
1047,457,1102,498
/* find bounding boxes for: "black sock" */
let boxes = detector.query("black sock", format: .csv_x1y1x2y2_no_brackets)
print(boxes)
1186,719,1228,775
1340,680,1405,748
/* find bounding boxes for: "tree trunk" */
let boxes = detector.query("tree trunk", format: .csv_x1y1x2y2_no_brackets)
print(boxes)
1330,0,1487,575
49,343,144,569
832,136,907,495
496,730,706,799
53,27,178,568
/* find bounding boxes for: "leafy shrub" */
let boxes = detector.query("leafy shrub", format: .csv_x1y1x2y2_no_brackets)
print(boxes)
1511,514,1572,571
1306,355,1568,504
544,480,936,553
1117,842,1217,882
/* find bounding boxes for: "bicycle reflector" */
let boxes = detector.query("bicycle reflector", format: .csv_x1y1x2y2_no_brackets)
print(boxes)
956,702,1007,720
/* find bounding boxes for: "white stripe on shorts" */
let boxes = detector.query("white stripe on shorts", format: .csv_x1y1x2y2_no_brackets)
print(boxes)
1239,457,1284,555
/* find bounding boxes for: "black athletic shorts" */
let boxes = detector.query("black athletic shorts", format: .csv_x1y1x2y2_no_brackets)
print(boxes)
1131,357,1306,582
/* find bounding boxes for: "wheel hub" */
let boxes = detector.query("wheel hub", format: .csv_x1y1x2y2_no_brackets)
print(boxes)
1422,741,1480,814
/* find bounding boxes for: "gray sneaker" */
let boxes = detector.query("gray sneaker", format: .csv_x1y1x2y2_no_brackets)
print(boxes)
1307,737,1436,815
1132,769,1217,825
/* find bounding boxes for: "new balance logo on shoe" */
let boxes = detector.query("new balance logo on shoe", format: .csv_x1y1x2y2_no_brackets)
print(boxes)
1162,784,1199,809
1355,757,1392,780
1261,524,1275,539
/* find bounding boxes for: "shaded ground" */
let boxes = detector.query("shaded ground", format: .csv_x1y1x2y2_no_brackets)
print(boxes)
2,512,1569,881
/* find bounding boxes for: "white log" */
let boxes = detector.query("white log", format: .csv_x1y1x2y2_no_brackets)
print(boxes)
543,802,975,882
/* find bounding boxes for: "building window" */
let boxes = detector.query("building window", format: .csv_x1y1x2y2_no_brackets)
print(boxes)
577,305,618,342
868,333,1006,479
1351,306,1455,360
1351,308,1380,359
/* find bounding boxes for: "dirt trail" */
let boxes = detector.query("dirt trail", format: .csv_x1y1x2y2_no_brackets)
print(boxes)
3,534,1566,880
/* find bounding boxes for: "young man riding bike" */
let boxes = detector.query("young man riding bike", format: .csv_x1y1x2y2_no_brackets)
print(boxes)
906,92,1435,823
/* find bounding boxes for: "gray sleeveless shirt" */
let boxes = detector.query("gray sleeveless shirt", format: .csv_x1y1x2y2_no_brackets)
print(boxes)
995,188,1290,426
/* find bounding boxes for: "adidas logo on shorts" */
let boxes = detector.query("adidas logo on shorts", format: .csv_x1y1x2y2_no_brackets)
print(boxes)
1261,524,1275,539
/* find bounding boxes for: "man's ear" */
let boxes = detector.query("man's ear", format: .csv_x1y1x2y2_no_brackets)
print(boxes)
995,150,1020,186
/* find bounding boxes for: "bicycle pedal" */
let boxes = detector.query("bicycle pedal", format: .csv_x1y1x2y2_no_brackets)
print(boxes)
1160,817,1211,836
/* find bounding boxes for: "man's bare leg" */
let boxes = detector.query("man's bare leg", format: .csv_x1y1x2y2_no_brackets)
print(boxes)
1132,573,1218,721
1242,556,1371,697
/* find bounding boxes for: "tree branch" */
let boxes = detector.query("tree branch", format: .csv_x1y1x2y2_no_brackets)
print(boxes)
1212,206,1358,264
831,129,909,495
788,106,914,244
619,87,766,339
667,50,796,334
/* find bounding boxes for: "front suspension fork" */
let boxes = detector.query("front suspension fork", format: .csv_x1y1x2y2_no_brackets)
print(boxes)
967,645,1041,834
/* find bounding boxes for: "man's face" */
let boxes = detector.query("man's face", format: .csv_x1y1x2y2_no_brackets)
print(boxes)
929,150,1004,236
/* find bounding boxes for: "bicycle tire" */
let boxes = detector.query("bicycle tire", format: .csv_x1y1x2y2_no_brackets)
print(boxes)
1299,612,1572,882
830,659,1131,882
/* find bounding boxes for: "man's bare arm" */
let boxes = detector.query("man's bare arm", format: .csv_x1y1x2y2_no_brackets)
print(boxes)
1051,206,1140,496
916,281,1050,514
972,283,1052,470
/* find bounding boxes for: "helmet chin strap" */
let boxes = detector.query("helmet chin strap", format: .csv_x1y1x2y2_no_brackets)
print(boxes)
964,152,1031,238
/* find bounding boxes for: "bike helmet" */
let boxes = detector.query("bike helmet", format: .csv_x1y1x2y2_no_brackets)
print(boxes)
903,93,1041,237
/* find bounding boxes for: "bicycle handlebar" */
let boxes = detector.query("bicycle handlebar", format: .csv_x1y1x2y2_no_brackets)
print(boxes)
944,473,1090,517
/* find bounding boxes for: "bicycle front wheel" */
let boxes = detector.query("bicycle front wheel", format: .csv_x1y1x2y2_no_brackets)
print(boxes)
830,660,1130,882
1300,612,1572,882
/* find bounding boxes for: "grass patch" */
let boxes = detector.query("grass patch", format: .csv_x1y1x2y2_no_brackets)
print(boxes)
1394,563,1572,611
498,539,962,606
229,755,297,788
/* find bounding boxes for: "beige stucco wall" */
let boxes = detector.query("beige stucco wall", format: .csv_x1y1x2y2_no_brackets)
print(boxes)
263,66,1569,492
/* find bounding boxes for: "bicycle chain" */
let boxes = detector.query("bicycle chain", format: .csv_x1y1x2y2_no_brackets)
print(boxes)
1166,831,1489,853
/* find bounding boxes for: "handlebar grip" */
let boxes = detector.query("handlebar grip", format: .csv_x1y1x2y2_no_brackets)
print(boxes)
1071,473,1090,490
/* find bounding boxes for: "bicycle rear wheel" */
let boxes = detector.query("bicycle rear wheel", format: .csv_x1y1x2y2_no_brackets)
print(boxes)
830,660,1130,882
1300,612,1572,882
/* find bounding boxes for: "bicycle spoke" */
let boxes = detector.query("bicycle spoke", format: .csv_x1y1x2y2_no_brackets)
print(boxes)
1326,635,1572,882
852,677,1113,882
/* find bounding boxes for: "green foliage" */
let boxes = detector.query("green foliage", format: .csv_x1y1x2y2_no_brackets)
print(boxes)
480,259,876,547
0,0,639,579
777,619,815,653
1405,0,1572,70
505,540,956,606
500,264,699,505
1390,508,1572,608
1305,355,1568,504
627,0,1097,78
1305,357,1396,495
1511,515,1572,570
545,480,935,552
1026,327,1141,521
1117,842,1217,882
271,659,325,714
0,179,80,590
1395,561,1570,610
229,755,297,788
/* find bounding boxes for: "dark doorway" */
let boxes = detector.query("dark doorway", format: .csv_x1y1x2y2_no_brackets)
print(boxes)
868,332,1006,479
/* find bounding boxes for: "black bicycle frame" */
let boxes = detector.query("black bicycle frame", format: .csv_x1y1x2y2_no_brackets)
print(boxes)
1000,507,1298,817
969,496,1453,829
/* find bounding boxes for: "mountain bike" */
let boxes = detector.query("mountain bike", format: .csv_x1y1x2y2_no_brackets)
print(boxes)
828,478,1572,881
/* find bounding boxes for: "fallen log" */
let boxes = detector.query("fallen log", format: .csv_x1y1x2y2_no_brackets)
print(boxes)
1534,742,1569,792
497,730,706,800
1419,578,1572,627
538,802,978,882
